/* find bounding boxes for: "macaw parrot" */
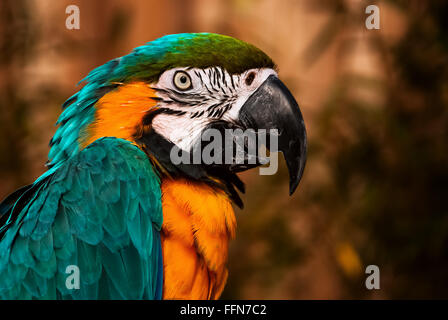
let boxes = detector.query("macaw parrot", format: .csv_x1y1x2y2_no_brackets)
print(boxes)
0,33,306,300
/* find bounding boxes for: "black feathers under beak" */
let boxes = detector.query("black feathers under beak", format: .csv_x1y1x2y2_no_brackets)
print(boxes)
238,75,307,195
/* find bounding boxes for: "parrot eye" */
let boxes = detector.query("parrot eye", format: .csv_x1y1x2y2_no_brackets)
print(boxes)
173,71,192,91
245,72,256,86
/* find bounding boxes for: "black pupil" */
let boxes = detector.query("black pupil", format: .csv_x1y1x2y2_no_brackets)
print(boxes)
246,72,255,86
180,75,187,84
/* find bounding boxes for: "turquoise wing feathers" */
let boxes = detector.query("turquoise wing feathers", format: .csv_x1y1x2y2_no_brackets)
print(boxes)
0,137,163,299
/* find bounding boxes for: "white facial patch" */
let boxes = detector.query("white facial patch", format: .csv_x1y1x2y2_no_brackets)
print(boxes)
151,66,278,151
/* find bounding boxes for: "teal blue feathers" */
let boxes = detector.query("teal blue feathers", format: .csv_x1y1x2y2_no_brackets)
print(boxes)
0,138,163,299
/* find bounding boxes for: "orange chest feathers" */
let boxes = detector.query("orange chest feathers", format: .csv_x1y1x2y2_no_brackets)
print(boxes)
160,178,236,300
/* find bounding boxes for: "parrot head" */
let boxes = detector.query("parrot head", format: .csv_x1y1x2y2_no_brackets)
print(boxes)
49,33,307,206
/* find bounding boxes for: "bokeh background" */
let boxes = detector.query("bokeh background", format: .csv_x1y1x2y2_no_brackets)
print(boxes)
1,0,447,299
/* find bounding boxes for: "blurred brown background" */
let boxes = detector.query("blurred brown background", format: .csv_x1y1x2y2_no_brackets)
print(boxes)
1,0,447,299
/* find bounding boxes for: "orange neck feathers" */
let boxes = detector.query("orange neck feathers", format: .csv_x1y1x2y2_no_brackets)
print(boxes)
160,178,236,299
80,82,157,148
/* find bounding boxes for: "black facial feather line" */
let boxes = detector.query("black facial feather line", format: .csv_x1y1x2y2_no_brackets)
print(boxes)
151,68,240,119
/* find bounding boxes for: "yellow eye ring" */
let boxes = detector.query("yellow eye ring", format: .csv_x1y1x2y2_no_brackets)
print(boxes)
173,71,192,91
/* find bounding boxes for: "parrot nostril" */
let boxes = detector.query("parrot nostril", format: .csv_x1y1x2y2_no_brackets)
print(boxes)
245,72,256,86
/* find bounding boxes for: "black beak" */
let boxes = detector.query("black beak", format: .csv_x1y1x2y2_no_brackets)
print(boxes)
238,75,307,195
